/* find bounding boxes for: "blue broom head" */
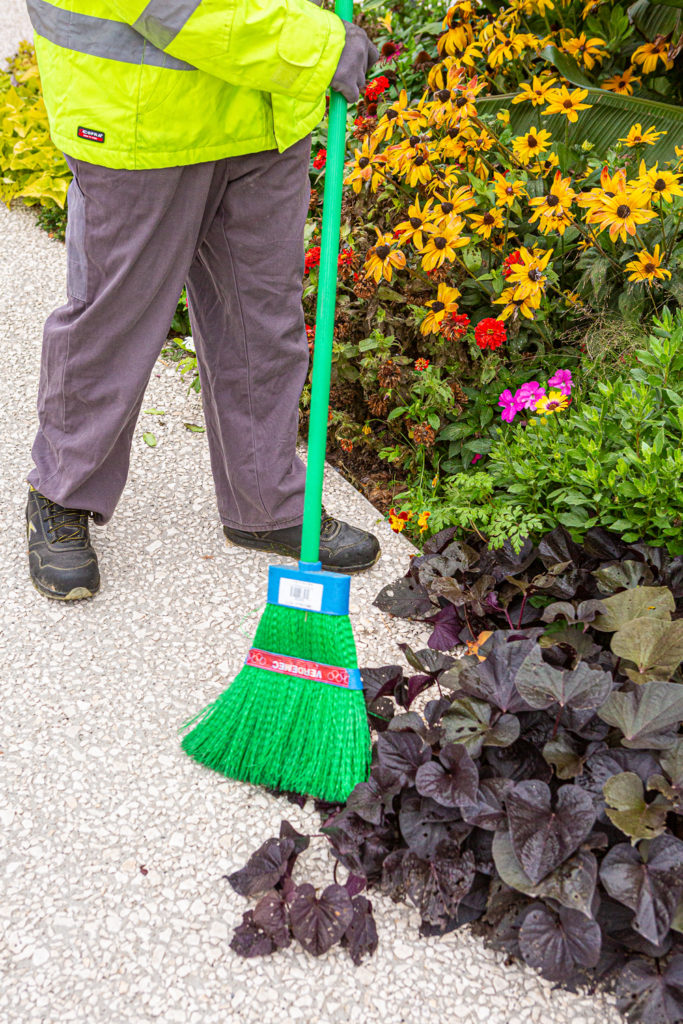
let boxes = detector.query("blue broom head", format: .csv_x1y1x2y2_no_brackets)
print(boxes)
267,560,351,618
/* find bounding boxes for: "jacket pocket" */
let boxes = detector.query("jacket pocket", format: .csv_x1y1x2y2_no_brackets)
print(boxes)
276,4,328,69
65,175,88,303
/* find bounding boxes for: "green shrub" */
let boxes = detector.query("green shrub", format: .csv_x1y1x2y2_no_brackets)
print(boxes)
0,42,70,212
406,308,683,554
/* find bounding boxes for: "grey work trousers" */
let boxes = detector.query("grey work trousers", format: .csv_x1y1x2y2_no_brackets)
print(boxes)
27,136,313,530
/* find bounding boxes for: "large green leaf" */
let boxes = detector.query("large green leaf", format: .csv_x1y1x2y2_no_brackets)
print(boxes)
477,44,683,163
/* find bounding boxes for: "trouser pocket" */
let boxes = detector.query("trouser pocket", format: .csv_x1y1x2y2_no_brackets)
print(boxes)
65,171,88,302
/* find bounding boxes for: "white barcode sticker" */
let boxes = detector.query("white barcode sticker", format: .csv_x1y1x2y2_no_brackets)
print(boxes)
278,577,324,612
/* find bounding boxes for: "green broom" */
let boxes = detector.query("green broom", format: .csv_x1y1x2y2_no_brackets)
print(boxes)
180,0,372,803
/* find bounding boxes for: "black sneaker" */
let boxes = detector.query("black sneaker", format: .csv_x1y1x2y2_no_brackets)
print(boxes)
223,509,381,574
26,485,100,600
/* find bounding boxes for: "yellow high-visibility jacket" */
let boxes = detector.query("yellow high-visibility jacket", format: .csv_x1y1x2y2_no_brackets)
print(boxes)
28,0,346,168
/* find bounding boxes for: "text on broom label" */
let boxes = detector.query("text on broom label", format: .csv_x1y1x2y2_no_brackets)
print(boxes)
278,577,324,612
246,648,351,687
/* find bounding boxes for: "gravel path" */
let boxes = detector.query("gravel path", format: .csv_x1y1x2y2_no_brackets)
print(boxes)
0,7,621,1024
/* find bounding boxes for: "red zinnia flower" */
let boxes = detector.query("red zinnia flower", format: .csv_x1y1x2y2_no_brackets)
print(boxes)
475,317,507,350
338,246,355,267
442,312,470,340
305,324,315,353
313,148,327,170
365,75,390,101
304,246,321,272
414,357,430,371
502,249,523,279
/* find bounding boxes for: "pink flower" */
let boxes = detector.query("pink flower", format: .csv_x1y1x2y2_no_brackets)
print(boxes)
515,381,546,410
471,453,483,464
498,389,521,423
547,369,573,396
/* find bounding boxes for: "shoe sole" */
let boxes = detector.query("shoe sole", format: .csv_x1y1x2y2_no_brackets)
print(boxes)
224,536,381,574
29,577,99,602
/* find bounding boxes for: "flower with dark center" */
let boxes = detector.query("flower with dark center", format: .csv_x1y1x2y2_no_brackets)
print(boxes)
456,96,468,108
431,301,445,312
528,268,543,282
563,99,573,108
434,237,447,249
375,244,391,259
409,136,421,146
440,202,454,214
644,262,655,273
616,203,631,218
410,217,422,228
437,89,451,102
358,156,370,169
386,109,398,120
413,156,426,166
527,135,538,148
546,194,560,207
654,178,666,192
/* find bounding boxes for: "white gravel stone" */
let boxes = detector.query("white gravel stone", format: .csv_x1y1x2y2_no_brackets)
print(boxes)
0,7,622,1023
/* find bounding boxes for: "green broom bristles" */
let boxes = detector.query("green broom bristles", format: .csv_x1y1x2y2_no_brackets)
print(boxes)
181,603,371,803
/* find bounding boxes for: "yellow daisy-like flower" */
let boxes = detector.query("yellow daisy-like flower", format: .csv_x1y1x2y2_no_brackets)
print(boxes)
625,244,672,283
497,109,510,125
402,145,436,188
563,33,608,70
488,32,528,68
344,137,385,194
372,89,427,144
460,125,497,155
512,126,553,165
432,185,478,227
543,86,592,123
364,231,407,284
535,390,570,415
528,171,577,236
577,169,626,225
506,246,553,300
631,41,674,75
395,197,438,249
601,67,641,95
420,221,470,271
529,0,555,14
421,283,462,335
494,285,541,321
417,510,431,533
493,172,528,208
619,123,667,147
469,206,505,239
512,75,558,106
629,161,683,204
593,189,656,243
538,153,561,177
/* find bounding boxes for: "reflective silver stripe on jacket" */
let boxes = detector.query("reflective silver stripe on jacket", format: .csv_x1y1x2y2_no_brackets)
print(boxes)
133,0,205,51
27,0,196,71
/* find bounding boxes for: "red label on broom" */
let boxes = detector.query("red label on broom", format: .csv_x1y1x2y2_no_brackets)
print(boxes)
246,648,362,690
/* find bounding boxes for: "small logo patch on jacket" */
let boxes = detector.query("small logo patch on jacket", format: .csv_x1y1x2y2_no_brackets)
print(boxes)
77,126,105,143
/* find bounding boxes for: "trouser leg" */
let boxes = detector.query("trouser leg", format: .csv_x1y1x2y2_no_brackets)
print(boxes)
27,156,225,525
186,135,312,530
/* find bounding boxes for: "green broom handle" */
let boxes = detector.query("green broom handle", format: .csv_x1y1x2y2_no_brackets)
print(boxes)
300,0,354,567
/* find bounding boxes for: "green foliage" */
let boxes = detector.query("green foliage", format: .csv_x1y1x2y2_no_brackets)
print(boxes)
0,42,71,210
426,308,683,555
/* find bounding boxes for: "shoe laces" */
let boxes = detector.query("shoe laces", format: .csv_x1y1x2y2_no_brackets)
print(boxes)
320,507,337,539
40,497,90,544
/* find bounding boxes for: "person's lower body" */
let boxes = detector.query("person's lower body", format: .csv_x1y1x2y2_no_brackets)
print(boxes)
25,138,380,598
